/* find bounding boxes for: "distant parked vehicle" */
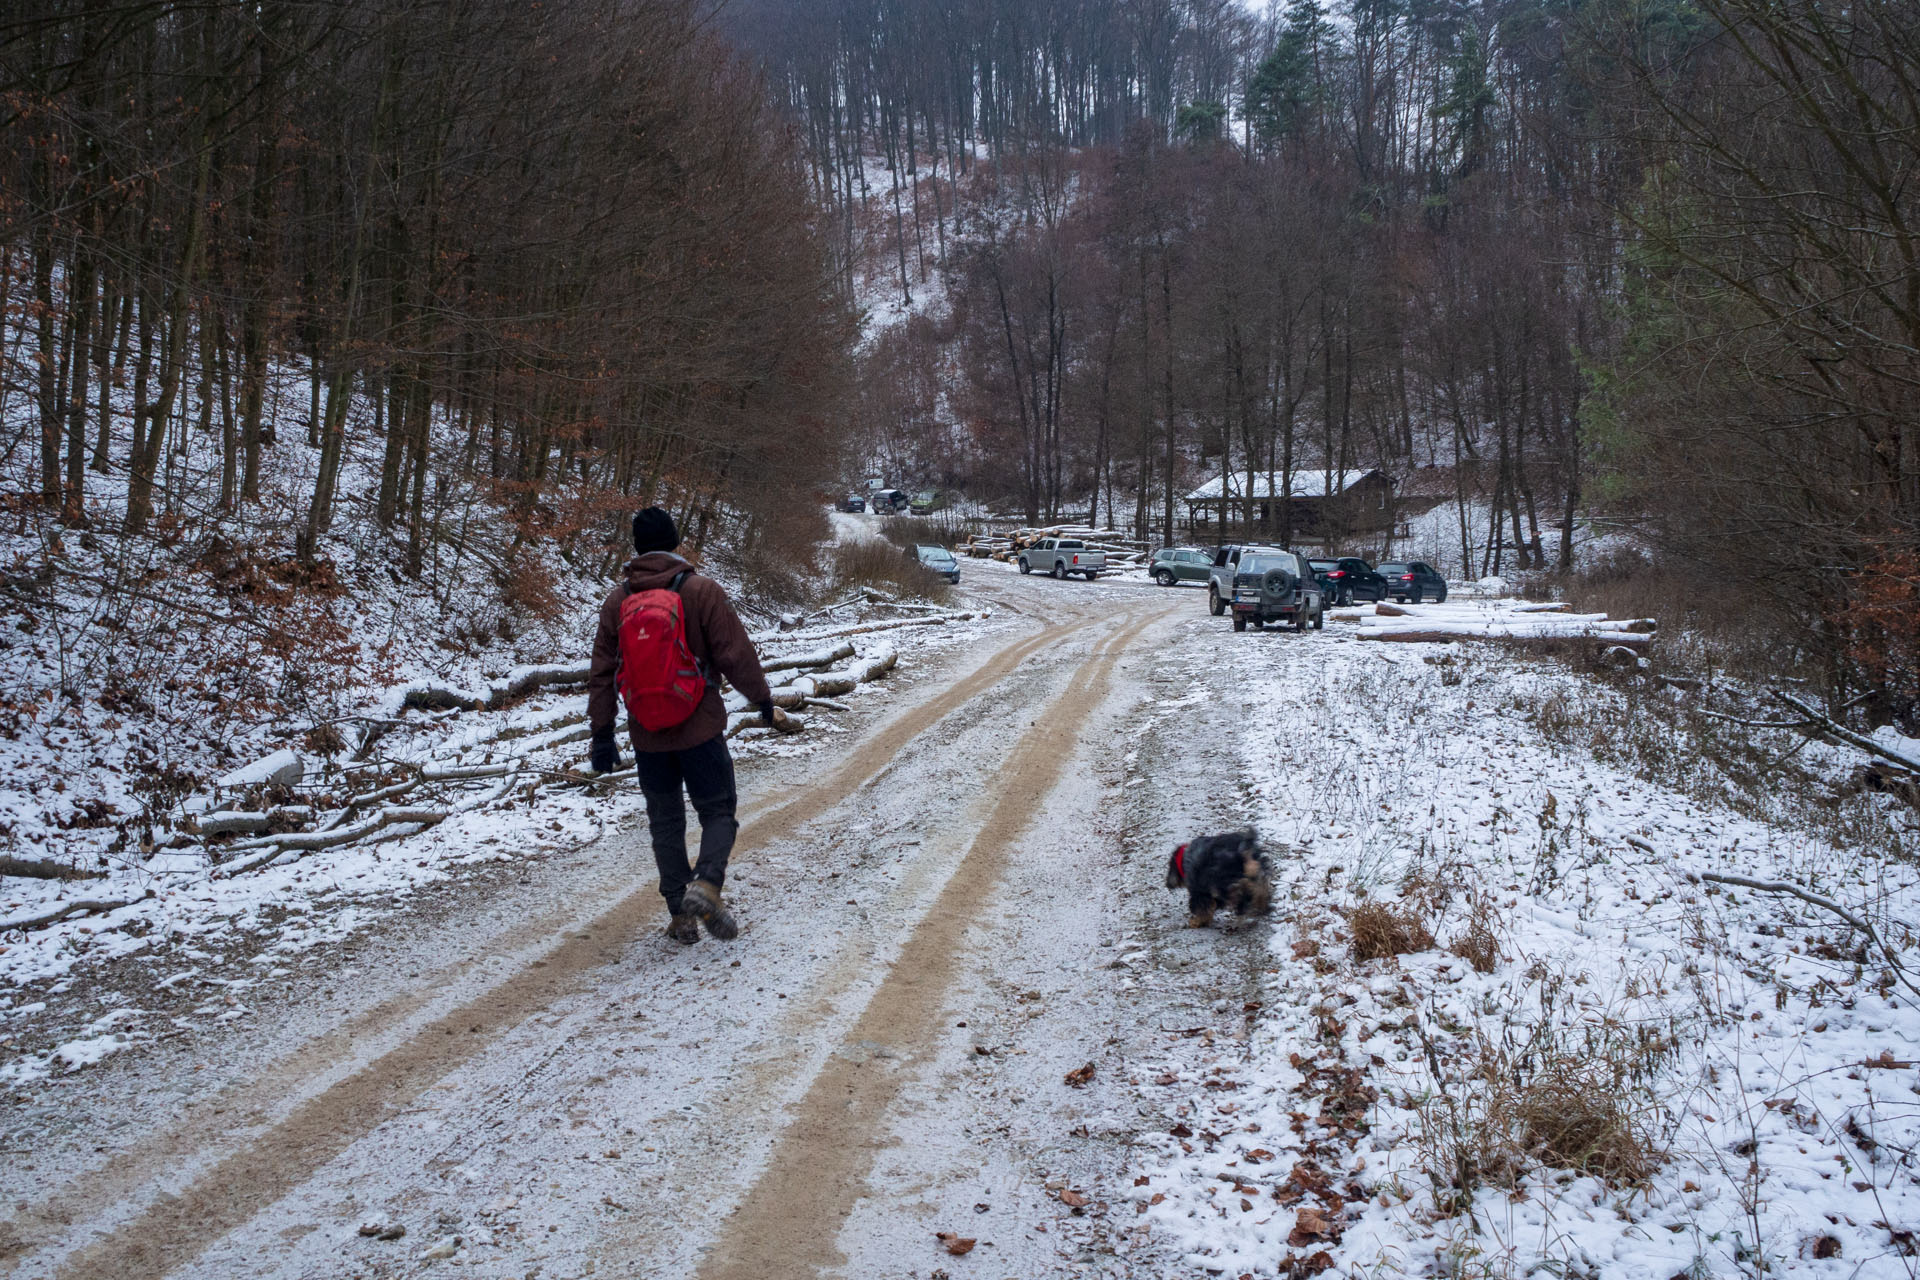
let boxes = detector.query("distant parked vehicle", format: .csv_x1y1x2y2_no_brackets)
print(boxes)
1376,561,1448,603
1204,545,1260,616
870,488,912,514
839,493,867,513
1221,549,1325,632
1150,547,1213,587
1018,538,1106,580
909,489,946,514
1310,556,1388,606
911,544,961,584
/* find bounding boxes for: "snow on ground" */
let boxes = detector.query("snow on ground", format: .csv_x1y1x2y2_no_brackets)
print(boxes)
1126,610,1920,1278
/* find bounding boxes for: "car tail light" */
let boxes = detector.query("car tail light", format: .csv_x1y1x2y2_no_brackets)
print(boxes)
1400,573,1414,580
1072,554,1080,564
1329,570,1346,579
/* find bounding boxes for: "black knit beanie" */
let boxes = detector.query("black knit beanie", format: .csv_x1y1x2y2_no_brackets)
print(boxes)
632,507,680,554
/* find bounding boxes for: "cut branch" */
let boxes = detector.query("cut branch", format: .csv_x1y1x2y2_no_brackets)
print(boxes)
2,891,153,933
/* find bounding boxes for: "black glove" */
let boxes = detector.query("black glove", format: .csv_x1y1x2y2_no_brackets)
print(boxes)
759,700,777,724
589,727,621,774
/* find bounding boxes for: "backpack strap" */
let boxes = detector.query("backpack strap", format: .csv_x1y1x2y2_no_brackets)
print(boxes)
665,568,708,678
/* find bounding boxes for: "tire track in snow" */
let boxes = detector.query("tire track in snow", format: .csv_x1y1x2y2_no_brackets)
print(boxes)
693,603,1170,1280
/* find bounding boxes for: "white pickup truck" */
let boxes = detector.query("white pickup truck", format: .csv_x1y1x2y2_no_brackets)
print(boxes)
1017,538,1106,580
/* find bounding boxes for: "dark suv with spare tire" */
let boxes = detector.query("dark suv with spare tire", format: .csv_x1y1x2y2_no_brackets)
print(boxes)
1213,548,1326,632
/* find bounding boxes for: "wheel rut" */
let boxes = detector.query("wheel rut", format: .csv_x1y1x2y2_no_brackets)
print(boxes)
693,603,1167,1280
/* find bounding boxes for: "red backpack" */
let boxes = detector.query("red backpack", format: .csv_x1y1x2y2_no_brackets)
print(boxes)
616,570,708,731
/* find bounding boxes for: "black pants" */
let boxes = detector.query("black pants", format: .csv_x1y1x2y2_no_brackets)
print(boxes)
633,733,739,915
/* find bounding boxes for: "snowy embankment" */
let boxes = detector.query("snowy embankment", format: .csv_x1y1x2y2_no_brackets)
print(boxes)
1131,621,1920,1278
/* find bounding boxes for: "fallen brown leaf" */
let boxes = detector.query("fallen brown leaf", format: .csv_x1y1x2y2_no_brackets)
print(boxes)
935,1232,976,1256
1059,1189,1089,1208
1064,1061,1096,1087
1813,1236,1841,1259
1287,1206,1340,1248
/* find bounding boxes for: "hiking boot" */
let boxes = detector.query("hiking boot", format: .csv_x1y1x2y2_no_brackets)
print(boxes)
681,879,738,941
666,913,700,945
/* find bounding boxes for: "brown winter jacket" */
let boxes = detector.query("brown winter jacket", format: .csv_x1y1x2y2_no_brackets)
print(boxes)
587,553,773,753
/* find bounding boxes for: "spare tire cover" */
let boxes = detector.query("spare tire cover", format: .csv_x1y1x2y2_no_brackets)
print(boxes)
1262,567,1291,594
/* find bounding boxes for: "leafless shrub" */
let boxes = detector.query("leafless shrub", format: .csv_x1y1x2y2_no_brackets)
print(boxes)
876,515,959,549
1348,899,1435,961
828,539,951,604
499,549,567,622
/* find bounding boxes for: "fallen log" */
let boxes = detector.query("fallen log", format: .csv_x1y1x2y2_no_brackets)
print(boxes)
2,891,153,933
761,641,857,673
770,612,977,643
1357,628,1653,650
487,663,591,707
0,855,106,881
1772,690,1920,776
215,806,451,875
192,805,316,837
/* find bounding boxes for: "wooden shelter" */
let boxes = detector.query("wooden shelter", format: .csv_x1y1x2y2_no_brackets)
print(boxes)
1182,468,1397,546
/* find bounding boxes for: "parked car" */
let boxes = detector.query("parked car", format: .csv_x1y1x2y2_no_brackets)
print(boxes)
1376,560,1448,603
912,544,961,584
1204,545,1259,615
1018,537,1105,580
909,489,946,514
1220,548,1326,632
1310,556,1389,606
870,488,912,514
1150,547,1213,587
839,493,867,513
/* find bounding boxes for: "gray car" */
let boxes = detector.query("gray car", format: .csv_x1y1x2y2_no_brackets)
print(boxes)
913,544,961,584
1150,547,1212,586
1210,547,1326,632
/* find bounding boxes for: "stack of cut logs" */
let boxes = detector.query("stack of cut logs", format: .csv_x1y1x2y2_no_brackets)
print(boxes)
180,608,980,877
963,525,1153,571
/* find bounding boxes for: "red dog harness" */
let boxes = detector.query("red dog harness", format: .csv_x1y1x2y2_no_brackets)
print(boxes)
1172,843,1187,881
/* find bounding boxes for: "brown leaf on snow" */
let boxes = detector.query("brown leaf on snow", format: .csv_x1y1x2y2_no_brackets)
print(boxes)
1154,1072,1179,1085
1864,1050,1913,1069
1167,1123,1193,1138
1059,1189,1089,1208
935,1232,977,1256
1813,1236,1842,1259
1288,1206,1341,1248
1064,1062,1096,1087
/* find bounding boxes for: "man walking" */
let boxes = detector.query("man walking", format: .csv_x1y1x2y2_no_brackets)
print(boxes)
587,507,789,943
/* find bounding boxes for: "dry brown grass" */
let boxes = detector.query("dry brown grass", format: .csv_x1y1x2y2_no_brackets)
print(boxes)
1512,1056,1659,1184
828,539,951,604
1448,897,1502,974
1348,900,1435,961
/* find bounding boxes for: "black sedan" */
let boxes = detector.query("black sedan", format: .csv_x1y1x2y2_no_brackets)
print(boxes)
1376,560,1449,603
1310,557,1389,606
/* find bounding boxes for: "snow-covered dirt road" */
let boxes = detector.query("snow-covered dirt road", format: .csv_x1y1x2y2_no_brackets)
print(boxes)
6,565,1918,1280
0,569,1249,1280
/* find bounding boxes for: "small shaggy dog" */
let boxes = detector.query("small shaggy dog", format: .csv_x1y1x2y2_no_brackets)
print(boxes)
1166,829,1273,928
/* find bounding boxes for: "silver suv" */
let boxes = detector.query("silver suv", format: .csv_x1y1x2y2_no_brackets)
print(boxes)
1206,546,1326,632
